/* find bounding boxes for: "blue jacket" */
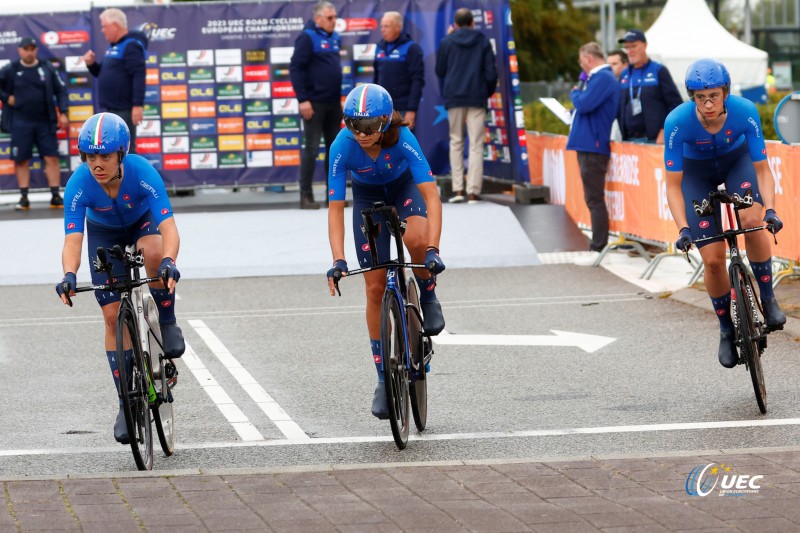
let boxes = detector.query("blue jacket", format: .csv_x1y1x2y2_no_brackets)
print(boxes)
617,59,683,141
373,33,425,112
290,20,342,104
435,27,497,109
0,59,67,132
567,65,620,155
88,30,147,110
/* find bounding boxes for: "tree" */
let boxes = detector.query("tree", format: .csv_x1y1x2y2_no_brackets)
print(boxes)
511,0,594,81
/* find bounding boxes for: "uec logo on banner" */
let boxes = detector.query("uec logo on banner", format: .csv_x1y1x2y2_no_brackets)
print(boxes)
685,463,763,497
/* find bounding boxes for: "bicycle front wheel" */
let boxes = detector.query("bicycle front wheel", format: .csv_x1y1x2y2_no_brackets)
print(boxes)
406,278,427,432
732,264,767,414
144,296,175,457
381,290,410,449
117,307,154,470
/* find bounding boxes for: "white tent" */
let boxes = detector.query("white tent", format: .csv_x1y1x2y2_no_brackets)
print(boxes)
645,0,768,100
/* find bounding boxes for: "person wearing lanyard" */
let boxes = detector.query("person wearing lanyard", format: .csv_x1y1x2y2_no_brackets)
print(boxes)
617,29,682,143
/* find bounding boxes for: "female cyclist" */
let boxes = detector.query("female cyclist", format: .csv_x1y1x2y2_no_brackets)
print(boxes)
664,58,785,368
56,112,184,443
326,83,445,419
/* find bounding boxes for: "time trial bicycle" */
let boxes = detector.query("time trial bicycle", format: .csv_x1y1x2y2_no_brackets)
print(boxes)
333,202,435,449
62,244,177,470
690,184,781,414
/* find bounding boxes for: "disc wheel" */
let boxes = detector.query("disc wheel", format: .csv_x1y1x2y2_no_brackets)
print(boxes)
732,265,767,414
145,296,175,456
117,307,154,470
381,290,410,449
406,278,427,432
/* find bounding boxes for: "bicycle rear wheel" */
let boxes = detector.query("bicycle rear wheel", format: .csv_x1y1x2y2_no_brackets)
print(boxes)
117,307,154,470
381,290,410,449
406,278,427,432
145,296,175,456
732,264,767,414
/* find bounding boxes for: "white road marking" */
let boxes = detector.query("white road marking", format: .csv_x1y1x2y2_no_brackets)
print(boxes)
181,341,264,442
188,319,308,440
3,417,800,457
433,330,616,353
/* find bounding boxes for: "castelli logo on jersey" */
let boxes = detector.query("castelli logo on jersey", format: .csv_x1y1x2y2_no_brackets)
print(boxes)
384,154,390,160
123,194,130,201
427,283,436,291
699,221,710,229
114,369,119,378
761,275,771,282
161,301,172,308
329,188,334,196
762,148,767,155
141,221,151,229
373,354,381,364
362,243,370,251
161,208,169,215
667,160,674,167
403,199,412,207
742,182,752,189
67,222,75,229
726,130,732,136
717,309,726,316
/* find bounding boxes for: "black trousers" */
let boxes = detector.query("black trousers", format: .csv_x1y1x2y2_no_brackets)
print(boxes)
300,101,342,196
576,151,610,252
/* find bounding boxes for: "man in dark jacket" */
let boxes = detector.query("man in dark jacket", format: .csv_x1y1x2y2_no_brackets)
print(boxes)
82,8,147,154
566,42,620,263
435,8,497,204
617,29,682,144
290,1,342,210
0,37,69,211
373,11,424,130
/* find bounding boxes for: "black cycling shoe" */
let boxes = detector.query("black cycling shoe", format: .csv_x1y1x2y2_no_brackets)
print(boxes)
371,382,390,420
421,299,445,336
114,407,130,444
762,297,786,330
718,330,738,368
161,323,185,358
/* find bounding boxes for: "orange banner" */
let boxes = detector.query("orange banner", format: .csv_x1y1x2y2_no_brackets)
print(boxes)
526,132,800,261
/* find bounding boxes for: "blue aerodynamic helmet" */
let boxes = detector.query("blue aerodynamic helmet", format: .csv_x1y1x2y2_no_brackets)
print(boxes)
343,83,393,135
78,112,131,162
685,58,731,96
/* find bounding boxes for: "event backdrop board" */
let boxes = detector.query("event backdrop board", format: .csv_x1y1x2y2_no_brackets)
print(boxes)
0,0,529,191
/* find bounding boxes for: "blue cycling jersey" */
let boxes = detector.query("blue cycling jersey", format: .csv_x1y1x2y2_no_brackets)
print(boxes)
327,126,434,201
63,154,174,234
663,94,767,172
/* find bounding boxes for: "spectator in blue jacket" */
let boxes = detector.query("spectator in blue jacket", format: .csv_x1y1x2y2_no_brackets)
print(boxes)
0,37,69,211
82,8,147,154
290,1,342,210
373,12,425,130
617,29,682,144
436,8,498,204
566,42,620,263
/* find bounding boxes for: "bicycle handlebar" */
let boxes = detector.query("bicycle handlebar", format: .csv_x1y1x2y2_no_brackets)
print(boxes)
332,261,430,296
61,245,159,307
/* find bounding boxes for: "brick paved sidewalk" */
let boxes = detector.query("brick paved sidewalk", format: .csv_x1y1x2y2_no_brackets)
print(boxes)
4,449,800,532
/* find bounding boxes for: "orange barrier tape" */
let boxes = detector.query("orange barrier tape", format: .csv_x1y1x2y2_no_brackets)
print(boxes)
526,132,800,261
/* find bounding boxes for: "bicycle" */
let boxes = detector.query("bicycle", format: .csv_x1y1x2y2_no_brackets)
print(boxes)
62,244,177,470
690,184,781,414
333,202,435,450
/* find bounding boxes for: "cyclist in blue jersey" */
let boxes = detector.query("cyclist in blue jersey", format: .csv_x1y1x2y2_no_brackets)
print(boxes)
664,59,785,368
55,112,184,443
326,83,445,419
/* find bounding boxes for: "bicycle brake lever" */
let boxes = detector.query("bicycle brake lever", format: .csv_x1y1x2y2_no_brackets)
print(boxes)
332,270,342,297
61,282,73,307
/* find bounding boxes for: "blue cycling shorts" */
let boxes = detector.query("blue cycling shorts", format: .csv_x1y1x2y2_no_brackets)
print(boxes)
681,145,763,248
86,211,161,306
351,169,428,268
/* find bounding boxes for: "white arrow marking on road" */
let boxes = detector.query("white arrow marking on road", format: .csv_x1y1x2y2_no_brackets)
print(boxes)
432,330,616,353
